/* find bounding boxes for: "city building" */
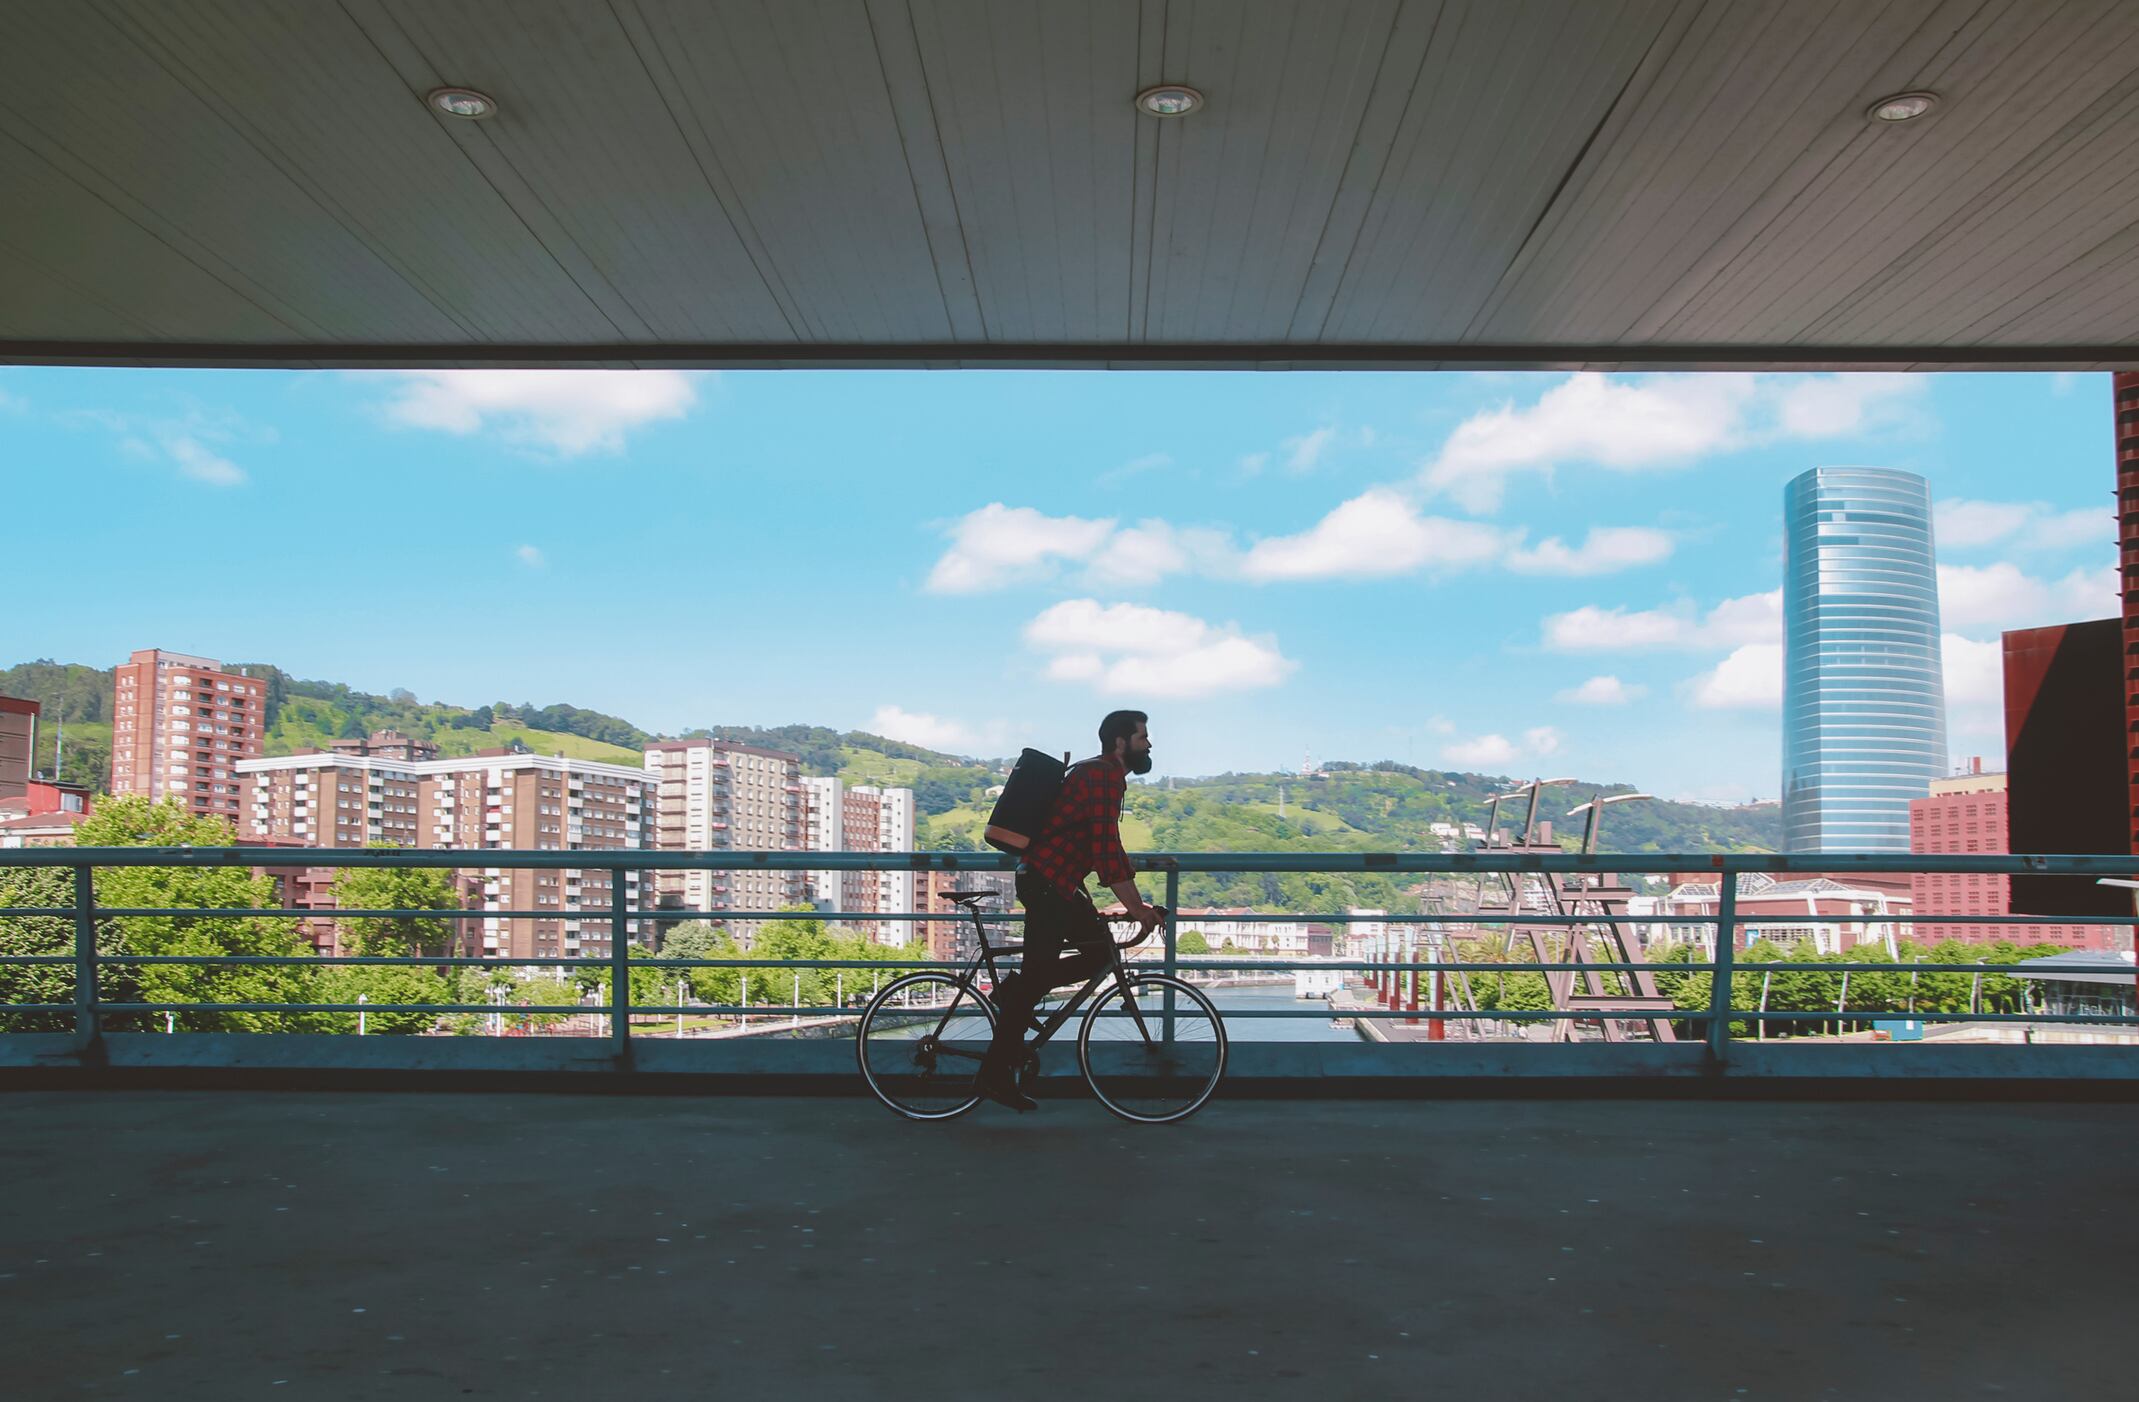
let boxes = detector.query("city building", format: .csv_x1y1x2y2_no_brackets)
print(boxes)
239,750,653,960
0,778,92,849
642,740,805,940
840,785,916,943
1780,468,1947,853
0,694,35,801
110,649,266,825
1660,873,1910,957
800,775,843,908
329,729,440,763
1909,763,2119,949
912,867,1016,963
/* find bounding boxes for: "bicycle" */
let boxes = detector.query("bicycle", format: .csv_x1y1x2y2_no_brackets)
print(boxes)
855,889,1227,1124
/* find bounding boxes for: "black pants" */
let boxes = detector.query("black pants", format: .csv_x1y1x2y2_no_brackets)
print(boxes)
985,874,1110,1070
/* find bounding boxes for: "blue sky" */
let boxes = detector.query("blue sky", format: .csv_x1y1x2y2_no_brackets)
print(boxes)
0,366,2119,802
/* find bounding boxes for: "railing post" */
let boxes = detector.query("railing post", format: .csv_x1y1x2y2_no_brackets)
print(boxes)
609,873,631,1064
1706,873,1737,1067
72,863,101,1057
1162,866,1179,1043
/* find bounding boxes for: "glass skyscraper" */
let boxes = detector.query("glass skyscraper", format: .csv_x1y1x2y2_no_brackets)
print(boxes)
1781,467,1946,852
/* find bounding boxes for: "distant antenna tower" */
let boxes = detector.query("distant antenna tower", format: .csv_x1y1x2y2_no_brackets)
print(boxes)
1300,747,1316,777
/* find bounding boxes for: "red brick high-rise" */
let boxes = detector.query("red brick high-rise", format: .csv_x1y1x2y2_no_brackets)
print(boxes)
2117,371,2139,854
109,650,265,826
1909,765,2110,949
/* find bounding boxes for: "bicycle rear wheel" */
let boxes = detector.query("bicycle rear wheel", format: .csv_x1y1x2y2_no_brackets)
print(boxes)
1077,974,1226,1124
856,971,997,1120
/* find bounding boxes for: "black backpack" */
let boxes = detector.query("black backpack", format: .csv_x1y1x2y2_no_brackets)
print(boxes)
984,748,1082,853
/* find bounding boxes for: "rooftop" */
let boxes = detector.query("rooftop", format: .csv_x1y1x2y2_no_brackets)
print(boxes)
10,2,2139,370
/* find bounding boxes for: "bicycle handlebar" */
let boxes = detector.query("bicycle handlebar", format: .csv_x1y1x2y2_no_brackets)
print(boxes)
1108,905,1169,950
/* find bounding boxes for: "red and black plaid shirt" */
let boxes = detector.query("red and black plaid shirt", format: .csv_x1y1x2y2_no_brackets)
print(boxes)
1023,755,1132,898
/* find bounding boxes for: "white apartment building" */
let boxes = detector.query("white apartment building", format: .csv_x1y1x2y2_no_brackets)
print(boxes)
801,775,843,908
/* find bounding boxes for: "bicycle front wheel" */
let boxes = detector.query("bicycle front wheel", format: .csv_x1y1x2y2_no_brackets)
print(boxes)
856,971,997,1120
1077,974,1227,1124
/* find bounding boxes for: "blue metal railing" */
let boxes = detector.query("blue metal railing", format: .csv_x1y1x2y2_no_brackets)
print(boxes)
1,847,2134,1070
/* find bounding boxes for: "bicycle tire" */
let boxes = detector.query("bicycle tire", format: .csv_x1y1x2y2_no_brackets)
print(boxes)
856,971,998,1120
1077,973,1227,1124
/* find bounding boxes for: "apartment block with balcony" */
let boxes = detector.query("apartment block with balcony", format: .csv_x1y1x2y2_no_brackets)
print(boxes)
643,740,804,942
110,650,265,826
238,749,652,960
841,785,916,943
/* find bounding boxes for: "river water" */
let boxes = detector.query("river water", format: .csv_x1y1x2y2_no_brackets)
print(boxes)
1204,986,1358,1042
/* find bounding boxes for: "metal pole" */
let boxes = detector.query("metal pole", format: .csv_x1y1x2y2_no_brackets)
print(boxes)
1758,969,1772,1041
609,876,630,1061
792,971,800,1029
72,864,99,1055
1163,868,1179,1044
357,992,368,1036
1706,876,1737,1066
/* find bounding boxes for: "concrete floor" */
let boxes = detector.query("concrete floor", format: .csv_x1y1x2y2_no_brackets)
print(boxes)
1,1091,2131,1400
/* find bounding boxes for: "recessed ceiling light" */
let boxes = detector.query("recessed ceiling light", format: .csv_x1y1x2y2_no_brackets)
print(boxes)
427,86,499,120
1868,90,1938,123
1135,84,1205,118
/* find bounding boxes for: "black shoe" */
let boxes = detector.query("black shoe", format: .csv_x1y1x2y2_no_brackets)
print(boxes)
975,1066,1038,1113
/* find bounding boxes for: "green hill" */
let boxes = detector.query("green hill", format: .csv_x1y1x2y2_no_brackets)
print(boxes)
2,659,1782,893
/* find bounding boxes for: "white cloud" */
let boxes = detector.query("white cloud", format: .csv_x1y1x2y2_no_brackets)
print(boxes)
1936,563,2117,631
515,544,547,569
0,386,27,414
1935,498,2108,554
1238,451,1271,476
1941,633,2004,714
926,504,1117,593
1443,725,1560,768
1098,451,1172,487
1690,643,1785,710
1240,489,1512,581
378,369,698,456
867,705,997,754
1422,372,1926,512
1558,675,1644,705
1542,589,1780,652
1023,599,1295,699
1444,734,1519,767
1283,426,1337,473
166,436,247,487
1505,525,1674,576
1769,373,1919,436
1084,520,1233,589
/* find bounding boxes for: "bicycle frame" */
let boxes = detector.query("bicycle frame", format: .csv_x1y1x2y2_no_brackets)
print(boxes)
917,899,1163,1060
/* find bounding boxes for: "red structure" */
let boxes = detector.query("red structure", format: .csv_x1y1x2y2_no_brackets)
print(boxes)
2119,370,2139,851
1908,765,2112,949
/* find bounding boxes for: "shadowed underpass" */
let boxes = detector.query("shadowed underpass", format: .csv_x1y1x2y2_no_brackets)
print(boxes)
0,1092,2130,1399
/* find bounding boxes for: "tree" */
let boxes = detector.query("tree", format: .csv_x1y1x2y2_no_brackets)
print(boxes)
0,864,139,1031
76,795,321,1032
331,856,465,965
1177,930,1210,955
312,964,447,1035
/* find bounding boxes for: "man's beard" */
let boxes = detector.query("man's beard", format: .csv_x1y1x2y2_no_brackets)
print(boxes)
1128,750,1154,776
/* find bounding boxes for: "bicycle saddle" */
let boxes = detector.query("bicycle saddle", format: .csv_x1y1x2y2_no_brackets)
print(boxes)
942,889,1001,906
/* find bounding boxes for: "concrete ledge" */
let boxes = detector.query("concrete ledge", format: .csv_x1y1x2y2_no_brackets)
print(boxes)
1,1033,2134,1098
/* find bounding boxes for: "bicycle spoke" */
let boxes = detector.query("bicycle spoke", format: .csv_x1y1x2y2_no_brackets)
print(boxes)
1079,975,1226,1124
857,972,996,1120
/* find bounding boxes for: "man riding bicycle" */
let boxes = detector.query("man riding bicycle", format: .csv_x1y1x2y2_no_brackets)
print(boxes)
977,709,1160,1112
